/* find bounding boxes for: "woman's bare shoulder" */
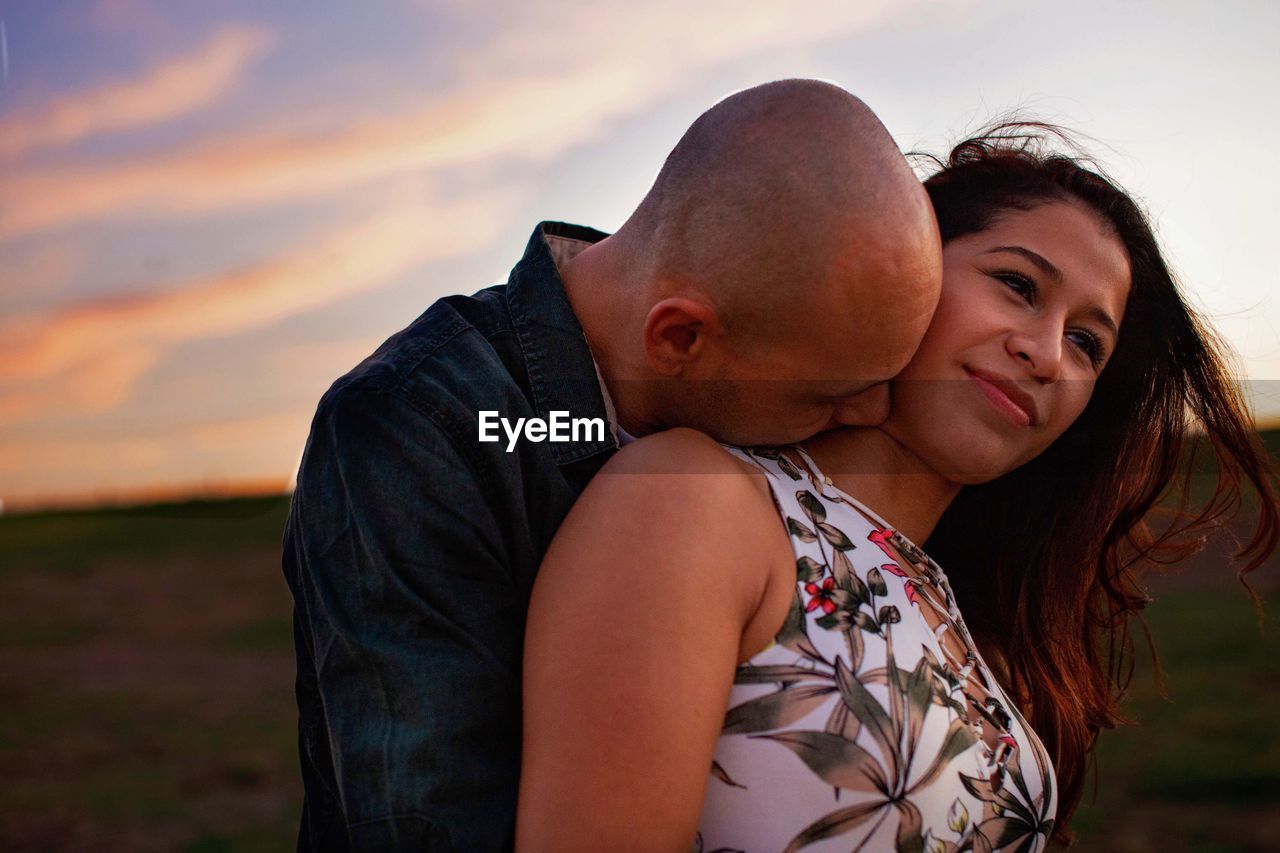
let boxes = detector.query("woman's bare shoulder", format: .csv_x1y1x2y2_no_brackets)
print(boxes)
521,429,786,851
574,428,773,516
543,429,784,614
602,427,759,477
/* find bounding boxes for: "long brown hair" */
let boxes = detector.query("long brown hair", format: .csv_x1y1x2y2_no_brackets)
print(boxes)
917,125,1280,840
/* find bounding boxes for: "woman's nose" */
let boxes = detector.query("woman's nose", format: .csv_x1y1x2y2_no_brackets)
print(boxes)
1007,324,1063,381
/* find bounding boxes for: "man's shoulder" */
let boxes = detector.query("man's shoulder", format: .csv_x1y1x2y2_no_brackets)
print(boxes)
321,284,526,423
302,220,612,475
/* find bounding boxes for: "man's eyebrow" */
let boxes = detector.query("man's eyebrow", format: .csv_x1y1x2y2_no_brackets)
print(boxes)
985,245,1063,284
985,245,1120,338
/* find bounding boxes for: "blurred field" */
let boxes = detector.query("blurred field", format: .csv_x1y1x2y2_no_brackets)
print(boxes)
0,497,298,852
1,476,1278,850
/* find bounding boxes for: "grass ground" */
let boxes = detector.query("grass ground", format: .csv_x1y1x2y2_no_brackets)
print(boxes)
1068,553,1280,851
0,489,1277,851
0,497,298,852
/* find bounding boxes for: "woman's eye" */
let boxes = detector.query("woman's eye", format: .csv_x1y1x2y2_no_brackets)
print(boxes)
1067,329,1106,368
995,272,1036,304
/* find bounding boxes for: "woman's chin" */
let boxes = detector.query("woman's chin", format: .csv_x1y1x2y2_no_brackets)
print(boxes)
928,448,1024,487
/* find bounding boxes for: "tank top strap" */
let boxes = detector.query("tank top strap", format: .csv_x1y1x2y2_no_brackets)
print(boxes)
779,443,825,483
787,444,899,533
717,445,818,528
721,443,897,532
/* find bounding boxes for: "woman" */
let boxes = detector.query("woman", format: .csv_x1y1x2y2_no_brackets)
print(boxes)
516,128,1279,851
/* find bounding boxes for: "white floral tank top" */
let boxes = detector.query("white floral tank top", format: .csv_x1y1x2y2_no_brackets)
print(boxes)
697,446,1057,852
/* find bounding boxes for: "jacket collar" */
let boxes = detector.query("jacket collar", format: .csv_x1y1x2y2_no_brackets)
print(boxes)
506,221,616,465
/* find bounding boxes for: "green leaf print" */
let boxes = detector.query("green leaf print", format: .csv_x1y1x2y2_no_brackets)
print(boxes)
795,556,824,582
710,759,747,789
734,664,831,685
723,684,839,735
901,657,934,766
781,800,885,853
893,799,924,853
749,447,799,481
796,490,827,523
823,698,862,742
777,588,825,662
852,611,880,635
753,730,889,795
787,517,819,543
817,522,855,551
834,659,898,776
776,454,804,481
831,549,854,588
959,772,1033,824
815,611,848,631
976,816,1035,850
845,570,870,607
911,718,980,792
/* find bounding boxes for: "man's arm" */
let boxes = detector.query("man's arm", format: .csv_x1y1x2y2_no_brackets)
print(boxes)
288,383,525,850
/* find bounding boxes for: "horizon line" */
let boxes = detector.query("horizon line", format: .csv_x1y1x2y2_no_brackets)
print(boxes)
0,476,293,518
7,416,1280,517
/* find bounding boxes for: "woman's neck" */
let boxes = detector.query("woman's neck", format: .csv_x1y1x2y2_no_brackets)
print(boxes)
797,427,960,545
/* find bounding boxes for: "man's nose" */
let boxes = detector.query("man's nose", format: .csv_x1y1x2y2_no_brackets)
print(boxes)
831,382,892,428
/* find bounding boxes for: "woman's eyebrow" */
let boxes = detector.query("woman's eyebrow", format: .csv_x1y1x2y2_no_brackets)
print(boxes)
985,245,1063,284
985,245,1119,338
1085,306,1120,339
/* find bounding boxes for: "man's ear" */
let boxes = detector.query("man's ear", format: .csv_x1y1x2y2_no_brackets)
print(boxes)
641,297,724,376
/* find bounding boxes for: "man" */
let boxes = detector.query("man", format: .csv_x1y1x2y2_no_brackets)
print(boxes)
283,79,941,850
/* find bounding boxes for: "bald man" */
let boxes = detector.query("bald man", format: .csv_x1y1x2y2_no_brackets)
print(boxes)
282,79,941,851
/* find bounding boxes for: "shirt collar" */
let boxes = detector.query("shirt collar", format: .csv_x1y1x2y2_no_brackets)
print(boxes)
589,354,637,448
506,221,619,464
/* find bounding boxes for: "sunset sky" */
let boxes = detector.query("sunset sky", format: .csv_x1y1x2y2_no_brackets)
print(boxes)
1,0,1277,511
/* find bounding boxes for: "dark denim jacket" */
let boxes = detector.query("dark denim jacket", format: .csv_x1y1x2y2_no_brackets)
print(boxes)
282,222,617,850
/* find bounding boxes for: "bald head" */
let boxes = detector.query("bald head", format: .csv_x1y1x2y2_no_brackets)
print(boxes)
563,79,943,444
618,79,940,352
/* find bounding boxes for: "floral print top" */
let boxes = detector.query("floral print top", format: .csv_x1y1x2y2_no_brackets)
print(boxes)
697,446,1057,852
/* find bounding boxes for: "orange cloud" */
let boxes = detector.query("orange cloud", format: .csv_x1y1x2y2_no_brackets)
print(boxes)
0,403,318,510
0,72,617,240
0,184,526,425
0,345,159,427
264,338,388,385
0,25,273,161
183,408,314,454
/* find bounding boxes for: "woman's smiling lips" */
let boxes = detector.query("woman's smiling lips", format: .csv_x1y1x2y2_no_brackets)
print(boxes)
964,367,1039,428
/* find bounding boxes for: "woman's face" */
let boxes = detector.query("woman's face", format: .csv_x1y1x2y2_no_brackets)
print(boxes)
882,199,1131,484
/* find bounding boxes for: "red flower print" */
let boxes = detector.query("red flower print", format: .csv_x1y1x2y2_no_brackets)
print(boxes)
868,527,897,559
879,563,920,606
992,732,1019,769
804,578,838,614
